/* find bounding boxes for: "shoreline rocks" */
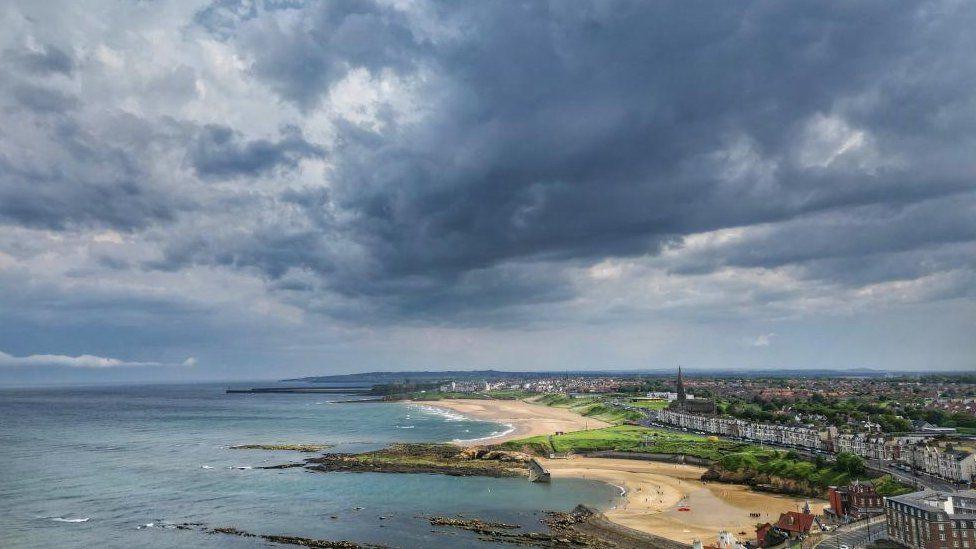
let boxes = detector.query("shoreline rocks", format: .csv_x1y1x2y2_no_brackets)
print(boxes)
231,443,333,452
303,443,532,478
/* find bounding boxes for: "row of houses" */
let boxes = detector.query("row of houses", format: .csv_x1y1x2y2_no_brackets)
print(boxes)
657,408,826,450
832,432,976,483
656,409,975,483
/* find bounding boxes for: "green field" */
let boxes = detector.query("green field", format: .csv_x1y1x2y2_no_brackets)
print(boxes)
627,399,669,411
531,394,643,423
500,424,759,460
500,424,916,497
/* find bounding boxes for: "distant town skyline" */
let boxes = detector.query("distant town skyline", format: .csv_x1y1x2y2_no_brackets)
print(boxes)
1,1,974,385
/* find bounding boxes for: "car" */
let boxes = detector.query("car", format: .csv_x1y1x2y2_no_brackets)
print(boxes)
839,545,850,549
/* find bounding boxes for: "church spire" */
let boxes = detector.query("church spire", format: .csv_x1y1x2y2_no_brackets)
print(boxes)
676,365,686,402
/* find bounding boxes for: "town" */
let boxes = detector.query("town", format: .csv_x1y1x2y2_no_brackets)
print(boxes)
359,368,976,549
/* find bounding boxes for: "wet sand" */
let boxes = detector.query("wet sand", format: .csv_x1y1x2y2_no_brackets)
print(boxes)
542,456,823,544
415,399,611,444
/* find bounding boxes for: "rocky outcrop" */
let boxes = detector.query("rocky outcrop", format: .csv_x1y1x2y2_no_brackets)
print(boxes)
304,443,530,478
172,524,391,548
428,506,610,548
231,443,332,452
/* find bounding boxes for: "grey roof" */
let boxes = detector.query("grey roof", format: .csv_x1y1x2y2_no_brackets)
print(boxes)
886,490,976,519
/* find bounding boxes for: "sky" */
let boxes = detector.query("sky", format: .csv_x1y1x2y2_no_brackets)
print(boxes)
0,0,974,385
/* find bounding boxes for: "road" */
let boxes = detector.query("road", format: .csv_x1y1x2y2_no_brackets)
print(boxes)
868,460,960,493
816,516,887,549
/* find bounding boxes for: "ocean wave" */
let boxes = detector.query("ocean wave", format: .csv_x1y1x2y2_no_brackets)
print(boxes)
227,466,252,470
452,423,516,444
395,425,415,429
413,404,470,422
137,520,188,530
46,516,91,523
200,465,213,469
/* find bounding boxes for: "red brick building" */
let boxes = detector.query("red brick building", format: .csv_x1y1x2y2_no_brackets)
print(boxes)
885,489,976,549
774,511,819,539
828,480,885,519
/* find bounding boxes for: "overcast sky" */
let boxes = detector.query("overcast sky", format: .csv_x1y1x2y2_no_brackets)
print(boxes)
1,0,974,384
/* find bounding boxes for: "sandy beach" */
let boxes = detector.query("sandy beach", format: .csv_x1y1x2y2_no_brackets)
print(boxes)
418,398,824,544
415,398,611,444
418,399,826,544
543,456,823,544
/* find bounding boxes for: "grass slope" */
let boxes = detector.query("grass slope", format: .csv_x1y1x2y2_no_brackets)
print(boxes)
500,425,757,460
531,394,643,423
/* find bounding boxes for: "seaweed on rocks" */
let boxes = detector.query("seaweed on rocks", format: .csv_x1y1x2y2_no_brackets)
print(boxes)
426,507,612,548
203,525,391,548
231,443,333,452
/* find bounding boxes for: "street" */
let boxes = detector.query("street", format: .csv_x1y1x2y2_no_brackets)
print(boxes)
817,516,888,549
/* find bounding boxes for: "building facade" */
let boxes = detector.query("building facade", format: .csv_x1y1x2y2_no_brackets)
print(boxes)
658,408,826,451
885,490,976,549
828,480,885,519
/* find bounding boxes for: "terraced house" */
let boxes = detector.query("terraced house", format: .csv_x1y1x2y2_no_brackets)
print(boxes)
656,409,826,451
901,444,976,484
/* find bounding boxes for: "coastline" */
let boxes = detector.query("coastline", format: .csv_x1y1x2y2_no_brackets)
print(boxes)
411,398,611,445
411,398,824,544
542,456,821,544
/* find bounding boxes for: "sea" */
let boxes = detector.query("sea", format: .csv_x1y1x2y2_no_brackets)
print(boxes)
0,383,620,548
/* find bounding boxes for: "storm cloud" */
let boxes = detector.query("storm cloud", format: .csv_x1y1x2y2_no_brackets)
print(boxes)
0,0,973,378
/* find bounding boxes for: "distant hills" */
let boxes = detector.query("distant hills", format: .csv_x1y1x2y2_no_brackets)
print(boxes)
282,367,944,384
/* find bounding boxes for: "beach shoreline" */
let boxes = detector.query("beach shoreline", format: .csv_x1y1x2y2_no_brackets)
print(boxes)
411,398,611,445
411,398,825,545
542,456,821,544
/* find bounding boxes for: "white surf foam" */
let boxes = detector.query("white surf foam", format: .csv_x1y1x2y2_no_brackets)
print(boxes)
413,404,469,422
452,423,516,444
49,517,90,523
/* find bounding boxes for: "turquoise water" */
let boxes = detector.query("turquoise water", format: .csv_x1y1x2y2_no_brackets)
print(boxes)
0,383,619,548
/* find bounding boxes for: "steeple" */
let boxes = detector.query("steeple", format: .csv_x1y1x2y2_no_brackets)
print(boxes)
676,365,686,402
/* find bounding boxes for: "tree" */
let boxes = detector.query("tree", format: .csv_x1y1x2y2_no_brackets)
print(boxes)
835,452,866,476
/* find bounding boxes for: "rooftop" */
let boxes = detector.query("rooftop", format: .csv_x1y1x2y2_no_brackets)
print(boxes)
887,490,976,519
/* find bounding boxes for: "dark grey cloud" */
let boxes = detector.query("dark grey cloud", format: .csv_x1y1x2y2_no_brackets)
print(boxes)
187,124,324,179
3,44,73,75
224,0,424,111
169,0,976,321
1,0,974,336
11,82,78,112
0,104,184,231
667,193,976,281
